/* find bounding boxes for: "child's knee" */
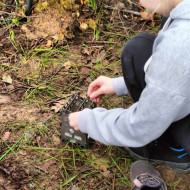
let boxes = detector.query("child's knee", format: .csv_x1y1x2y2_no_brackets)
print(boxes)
121,32,156,68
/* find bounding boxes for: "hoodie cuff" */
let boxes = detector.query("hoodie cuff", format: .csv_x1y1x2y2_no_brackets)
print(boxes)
78,108,91,134
112,77,129,96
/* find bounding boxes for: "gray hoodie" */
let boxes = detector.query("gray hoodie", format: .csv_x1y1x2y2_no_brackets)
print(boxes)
78,0,190,147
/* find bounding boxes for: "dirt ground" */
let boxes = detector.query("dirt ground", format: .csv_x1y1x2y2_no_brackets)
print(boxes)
1,0,190,189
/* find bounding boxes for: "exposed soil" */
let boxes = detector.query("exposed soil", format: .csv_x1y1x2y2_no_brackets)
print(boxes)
1,0,190,189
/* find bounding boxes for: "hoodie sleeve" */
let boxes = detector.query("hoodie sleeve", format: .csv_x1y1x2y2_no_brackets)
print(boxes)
78,82,188,147
78,23,190,147
112,77,129,96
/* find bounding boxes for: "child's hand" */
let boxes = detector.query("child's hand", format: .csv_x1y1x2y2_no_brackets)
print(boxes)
68,111,81,131
87,76,116,103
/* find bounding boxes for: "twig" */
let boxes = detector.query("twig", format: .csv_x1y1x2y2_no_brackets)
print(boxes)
86,41,117,44
44,97,63,104
34,166,49,174
104,5,141,16
89,45,104,48
0,183,7,190
0,166,11,175
0,11,42,18
44,94,72,105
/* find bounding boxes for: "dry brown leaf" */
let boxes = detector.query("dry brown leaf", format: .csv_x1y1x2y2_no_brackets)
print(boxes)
82,47,90,55
102,170,113,178
64,60,74,69
141,11,153,21
80,67,90,75
19,150,27,156
115,2,125,10
52,135,61,145
0,95,11,104
51,99,67,112
141,11,155,26
3,131,11,141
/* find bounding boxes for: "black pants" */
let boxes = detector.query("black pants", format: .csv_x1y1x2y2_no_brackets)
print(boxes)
121,32,190,154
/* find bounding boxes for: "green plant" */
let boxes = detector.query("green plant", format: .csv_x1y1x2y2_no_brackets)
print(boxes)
90,0,96,10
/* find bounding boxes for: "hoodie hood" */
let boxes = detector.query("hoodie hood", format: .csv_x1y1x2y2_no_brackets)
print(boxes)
170,0,190,20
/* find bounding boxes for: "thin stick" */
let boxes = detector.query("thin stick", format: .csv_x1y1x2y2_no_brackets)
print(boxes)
104,5,141,16
34,165,49,174
0,10,42,18
85,41,117,44
0,166,11,175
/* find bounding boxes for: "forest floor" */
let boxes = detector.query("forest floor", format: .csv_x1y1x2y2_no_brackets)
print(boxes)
0,0,190,189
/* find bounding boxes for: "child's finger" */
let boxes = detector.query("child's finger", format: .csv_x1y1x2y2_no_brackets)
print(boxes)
87,81,97,97
90,88,102,99
96,96,101,103
87,78,101,97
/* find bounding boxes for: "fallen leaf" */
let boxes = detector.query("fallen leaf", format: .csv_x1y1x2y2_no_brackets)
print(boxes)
6,85,14,91
35,18,40,24
19,150,27,156
0,95,11,104
115,2,125,10
82,47,90,55
38,86,46,89
3,132,11,141
86,152,110,172
88,18,96,30
46,40,53,48
53,33,64,41
25,128,35,141
51,99,67,112
64,60,73,69
80,67,90,75
102,170,113,178
52,135,61,145
80,22,88,30
2,73,12,84
141,11,153,21
35,1,49,12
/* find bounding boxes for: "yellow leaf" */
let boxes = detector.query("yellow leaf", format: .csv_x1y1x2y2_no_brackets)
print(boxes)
53,33,64,41
42,1,48,9
35,18,40,24
35,2,49,12
88,18,96,30
46,40,53,48
38,86,46,89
